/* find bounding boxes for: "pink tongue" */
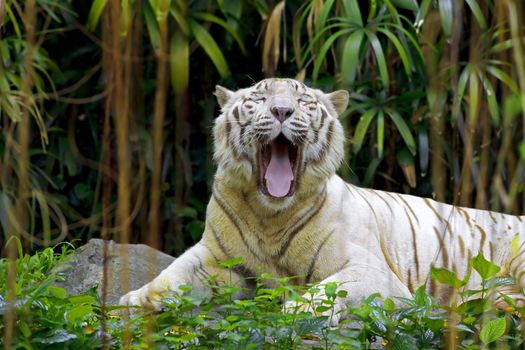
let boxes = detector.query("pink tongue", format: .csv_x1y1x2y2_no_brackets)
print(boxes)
265,142,294,197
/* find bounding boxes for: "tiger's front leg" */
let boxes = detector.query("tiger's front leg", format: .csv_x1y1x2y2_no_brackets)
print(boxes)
119,243,246,311
285,259,412,326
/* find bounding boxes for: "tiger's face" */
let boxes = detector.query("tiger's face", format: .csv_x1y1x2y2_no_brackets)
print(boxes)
213,78,348,206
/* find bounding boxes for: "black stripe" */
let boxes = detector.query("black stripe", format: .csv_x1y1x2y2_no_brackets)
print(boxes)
369,190,394,215
407,269,414,293
488,211,497,224
476,224,487,252
313,120,334,163
306,229,335,283
344,183,358,198
329,259,350,277
404,206,420,281
212,189,265,262
277,190,327,257
388,192,419,225
257,120,273,127
430,274,438,296
209,225,233,260
423,198,446,223
433,227,449,268
457,235,465,257
232,265,257,289
289,120,307,128
319,108,327,128
353,188,380,223
232,106,240,123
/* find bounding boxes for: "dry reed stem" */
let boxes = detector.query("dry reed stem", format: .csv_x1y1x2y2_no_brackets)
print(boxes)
263,1,285,76
4,0,36,347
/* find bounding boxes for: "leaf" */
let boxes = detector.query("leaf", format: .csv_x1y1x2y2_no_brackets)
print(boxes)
36,329,77,345
152,0,170,22
377,27,412,77
144,1,161,52
119,0,132,36
480,318,506,344
396,148,416,188
438,0,453,37
415,0,432,30
177,206,198,219
480,74,500,126
66,304,93,324
484,276,516,289
362,157,382,186
5,2,21,38
170,30,189,94
312,29,351,81
519,142,525,160
86,0,109,31
387,110,416,155
377,111,385,158
458,298,490,314
341,30,364,86
366,31,389,88
471,253,501,280
414,284,433,307
169,2,189,34
430,265,465,288
352,109,377,154
189,20,229,78
341,0,362,26
68,294,96,305
317,0,336,31
417,124,429,176
452,65,470,120
324,282,338,299
48,285,67,299
486,65,520,96
315,305,330,313
383,297,395,312
218,257,243,269
191,12,246,54
34,191,51,245
465,0,487,30
391,0,418,11
262,1,285,74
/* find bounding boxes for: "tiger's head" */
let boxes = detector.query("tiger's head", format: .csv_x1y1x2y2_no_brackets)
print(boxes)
213,78,348,208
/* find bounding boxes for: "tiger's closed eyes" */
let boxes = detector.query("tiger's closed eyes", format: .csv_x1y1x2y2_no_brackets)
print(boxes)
121,78,525,325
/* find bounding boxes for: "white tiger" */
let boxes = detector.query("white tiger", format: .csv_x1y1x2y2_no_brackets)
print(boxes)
120,78,525,324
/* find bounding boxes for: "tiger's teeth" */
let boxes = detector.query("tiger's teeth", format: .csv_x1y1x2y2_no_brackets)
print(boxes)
265,141,294,197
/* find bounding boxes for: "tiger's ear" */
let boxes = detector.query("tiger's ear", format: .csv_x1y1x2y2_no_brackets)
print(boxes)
326,90,349,116
215,85,234,108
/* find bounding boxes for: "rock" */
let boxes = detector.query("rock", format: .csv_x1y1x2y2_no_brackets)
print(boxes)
51,239,175,305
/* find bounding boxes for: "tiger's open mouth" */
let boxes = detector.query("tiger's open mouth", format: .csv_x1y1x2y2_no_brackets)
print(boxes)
258,134,300,198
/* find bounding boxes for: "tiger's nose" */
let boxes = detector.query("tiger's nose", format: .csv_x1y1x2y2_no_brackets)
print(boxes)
270,105,295,123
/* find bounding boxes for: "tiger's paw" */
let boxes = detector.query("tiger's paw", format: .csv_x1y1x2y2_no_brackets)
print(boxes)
283,299,343,327
119,283,169,314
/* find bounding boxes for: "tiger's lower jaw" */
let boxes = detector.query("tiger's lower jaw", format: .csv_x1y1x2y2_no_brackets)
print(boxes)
257,135,301,198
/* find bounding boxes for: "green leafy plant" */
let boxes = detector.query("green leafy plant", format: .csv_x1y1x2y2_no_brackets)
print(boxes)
2,247,524,349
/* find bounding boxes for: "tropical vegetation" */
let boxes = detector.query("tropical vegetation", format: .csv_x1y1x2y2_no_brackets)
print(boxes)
1,0,524,348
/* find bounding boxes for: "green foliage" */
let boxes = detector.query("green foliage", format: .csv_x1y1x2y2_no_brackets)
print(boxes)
472,252,501,281
1,0,523,258
479,317,506,345
2,248,525,349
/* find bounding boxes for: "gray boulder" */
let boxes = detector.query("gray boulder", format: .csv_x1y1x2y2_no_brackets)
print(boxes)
52,238,175,305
